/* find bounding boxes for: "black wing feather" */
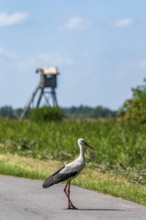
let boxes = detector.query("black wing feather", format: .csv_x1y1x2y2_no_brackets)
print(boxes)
52,165,65,176
42,165,78,188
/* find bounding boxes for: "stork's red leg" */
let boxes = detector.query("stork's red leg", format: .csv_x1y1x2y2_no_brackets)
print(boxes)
64,181,70,208
64,181,77,209
68,181,78,209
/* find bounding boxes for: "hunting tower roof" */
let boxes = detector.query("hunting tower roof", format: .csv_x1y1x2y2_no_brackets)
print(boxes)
36,67,59,75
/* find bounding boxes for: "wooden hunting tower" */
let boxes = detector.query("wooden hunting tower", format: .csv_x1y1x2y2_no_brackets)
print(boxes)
20,67,59,119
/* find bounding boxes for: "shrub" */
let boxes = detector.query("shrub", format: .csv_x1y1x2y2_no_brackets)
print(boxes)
31,106,63,122
119,79,146,123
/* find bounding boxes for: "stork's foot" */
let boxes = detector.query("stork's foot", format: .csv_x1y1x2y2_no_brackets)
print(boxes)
71,206,78,210
67,204,78,210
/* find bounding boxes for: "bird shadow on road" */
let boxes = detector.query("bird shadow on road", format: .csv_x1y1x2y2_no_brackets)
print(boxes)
64,208,125,212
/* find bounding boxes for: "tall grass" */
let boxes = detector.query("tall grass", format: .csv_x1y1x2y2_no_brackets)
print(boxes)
0,119,146,168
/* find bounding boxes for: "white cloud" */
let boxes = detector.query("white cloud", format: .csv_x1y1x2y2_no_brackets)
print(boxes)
0,48,16,58
59,16,90,31
137,59,146,68
0,12,29,27
111,18,134,27
37,52,73,66
16,52,73,71
17,57,37,71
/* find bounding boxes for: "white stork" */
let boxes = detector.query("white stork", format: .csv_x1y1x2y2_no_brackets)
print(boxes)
42,138,94,209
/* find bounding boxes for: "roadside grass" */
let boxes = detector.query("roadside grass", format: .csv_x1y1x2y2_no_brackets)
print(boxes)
0,154,60,179
0,154,146,206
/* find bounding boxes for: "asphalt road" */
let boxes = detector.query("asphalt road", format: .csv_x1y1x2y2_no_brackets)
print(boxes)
0,175,146,220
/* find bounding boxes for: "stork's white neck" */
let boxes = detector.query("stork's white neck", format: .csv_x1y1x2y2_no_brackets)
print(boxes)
78,143,85,161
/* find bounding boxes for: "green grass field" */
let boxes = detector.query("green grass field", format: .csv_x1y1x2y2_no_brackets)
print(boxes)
0,119,146,205
0,119,146,166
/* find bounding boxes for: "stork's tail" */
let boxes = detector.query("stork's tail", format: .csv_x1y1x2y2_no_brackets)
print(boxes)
42,165,66,188
42,176,56,188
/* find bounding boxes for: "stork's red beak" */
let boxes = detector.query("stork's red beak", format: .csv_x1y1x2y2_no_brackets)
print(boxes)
84,141,95,150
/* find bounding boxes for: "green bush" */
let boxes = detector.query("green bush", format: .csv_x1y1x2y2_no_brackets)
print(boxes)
119,79,146,123
31,106,63,122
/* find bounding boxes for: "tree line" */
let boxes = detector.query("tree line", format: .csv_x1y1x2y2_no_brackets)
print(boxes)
63,105,117,118
2,78,146,121
0,105,117,119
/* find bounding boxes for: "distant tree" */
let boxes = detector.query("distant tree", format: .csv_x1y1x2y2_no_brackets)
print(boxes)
31,106,63,122
119,79,146,123
63,105,117,118
91,106,117,118
14,108,23,119
0,106,14,118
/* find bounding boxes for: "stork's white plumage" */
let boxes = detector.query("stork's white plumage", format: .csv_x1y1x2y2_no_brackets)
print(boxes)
42,138,94,209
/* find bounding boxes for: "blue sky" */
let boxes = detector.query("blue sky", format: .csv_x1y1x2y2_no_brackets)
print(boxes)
0,0,146,110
